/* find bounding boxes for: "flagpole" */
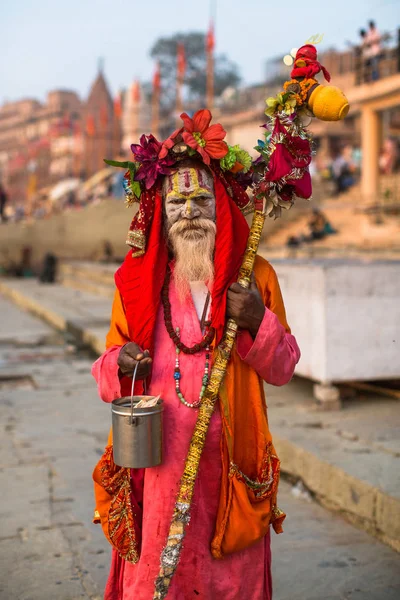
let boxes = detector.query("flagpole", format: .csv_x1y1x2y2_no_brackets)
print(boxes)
176,44,185,127
133,80,141,143
113,91,122,158
206,13,215,110
176,74,183,129
152,63,160,139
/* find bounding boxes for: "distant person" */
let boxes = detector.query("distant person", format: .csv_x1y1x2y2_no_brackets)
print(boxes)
308,208,328,240
102,240,114,263
0,183,8,223
286,208,337,248
308,208,337,239
379,138,399,175
365,20,382,81
39,253,58,283
14,246,34,278
358,29,369,81
331,145,356,195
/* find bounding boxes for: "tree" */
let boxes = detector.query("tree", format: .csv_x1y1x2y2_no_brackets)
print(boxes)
149,31,241,107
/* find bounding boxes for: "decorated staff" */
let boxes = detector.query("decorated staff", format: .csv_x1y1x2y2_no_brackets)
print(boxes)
92,40,349,600
154,43,348,599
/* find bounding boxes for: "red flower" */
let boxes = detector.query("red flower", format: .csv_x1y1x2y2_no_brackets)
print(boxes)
159,127,183,159
180,109,228,165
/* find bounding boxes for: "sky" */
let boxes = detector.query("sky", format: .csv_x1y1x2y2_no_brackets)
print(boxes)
1,0,399,104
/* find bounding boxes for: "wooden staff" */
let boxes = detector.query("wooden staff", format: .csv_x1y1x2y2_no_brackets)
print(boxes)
153,206,266,599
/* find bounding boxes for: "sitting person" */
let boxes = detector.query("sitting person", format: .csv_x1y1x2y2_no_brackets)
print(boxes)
286,208,337,248
308,208,327,239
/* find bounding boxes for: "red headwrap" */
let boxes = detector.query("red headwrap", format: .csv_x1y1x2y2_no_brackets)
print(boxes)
290,44,331,82
115,168,250,392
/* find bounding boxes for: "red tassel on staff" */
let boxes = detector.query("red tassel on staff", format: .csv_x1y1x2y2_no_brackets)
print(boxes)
176,43,186,127
206,21,215,110
152,62,161,138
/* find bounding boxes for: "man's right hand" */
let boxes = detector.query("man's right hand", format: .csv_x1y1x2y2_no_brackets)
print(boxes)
117,343,152,379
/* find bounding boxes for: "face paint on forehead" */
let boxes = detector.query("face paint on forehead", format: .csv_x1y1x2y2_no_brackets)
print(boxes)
163,167,214,199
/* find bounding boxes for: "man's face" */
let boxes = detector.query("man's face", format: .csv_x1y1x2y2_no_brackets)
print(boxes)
163,166,216,232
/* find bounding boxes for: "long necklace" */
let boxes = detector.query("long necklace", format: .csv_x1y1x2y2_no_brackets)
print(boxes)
162,266,213,408
174,328,210,408
162,266,215,354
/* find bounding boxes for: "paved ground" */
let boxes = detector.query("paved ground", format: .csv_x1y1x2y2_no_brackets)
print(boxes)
0,294,399,600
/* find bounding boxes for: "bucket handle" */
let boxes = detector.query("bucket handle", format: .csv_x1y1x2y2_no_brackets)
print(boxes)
130,361,139,425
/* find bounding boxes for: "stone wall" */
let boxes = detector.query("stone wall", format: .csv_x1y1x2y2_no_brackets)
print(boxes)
0,199,132,267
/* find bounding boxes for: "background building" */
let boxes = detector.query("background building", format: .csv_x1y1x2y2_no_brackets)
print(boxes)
0,67,121,209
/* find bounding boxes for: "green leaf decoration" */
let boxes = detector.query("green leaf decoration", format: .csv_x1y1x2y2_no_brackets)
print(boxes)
104,159,130,168
131,181,141,199
128,165,141,199
104,158,142,199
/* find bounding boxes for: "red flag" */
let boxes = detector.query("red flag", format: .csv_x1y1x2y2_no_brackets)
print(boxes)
177,43,186,79
206,22,215,53
114,93,122,118
86,114,96,136
153,62,161,93
132,80,141,103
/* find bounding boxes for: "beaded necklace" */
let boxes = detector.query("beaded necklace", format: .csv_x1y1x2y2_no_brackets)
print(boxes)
161,266,215,354
162,266,213,408
174,328,210,408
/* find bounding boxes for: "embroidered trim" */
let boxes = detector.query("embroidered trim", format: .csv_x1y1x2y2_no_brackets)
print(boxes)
99,446,139,564
126,229,146,248
240,199,255,216
93,509,100,524
229,442,280,499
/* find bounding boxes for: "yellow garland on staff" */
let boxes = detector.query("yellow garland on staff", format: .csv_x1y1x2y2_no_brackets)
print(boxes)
153,209,266,600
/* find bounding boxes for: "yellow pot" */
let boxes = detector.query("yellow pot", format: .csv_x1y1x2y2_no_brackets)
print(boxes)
308,85,350,121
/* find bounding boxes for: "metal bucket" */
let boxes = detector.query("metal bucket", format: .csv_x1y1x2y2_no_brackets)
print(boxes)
111,363,163,468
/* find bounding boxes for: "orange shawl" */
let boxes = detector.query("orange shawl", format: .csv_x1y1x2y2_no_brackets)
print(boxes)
94,255,287,559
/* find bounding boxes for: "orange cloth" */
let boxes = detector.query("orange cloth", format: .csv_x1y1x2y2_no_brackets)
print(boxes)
95,255,289,557
212,256,288,557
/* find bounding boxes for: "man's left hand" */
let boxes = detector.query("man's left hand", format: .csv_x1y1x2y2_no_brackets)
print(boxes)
226,273,265,338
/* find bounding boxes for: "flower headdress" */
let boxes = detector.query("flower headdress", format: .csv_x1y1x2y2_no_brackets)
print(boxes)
105,108,253,256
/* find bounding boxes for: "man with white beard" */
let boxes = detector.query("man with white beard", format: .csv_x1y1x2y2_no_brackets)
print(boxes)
92,121,300,599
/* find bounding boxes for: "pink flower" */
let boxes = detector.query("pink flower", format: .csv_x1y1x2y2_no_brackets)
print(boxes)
130,134,174,189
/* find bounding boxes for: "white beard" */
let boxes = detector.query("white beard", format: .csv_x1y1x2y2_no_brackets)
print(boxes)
168,218,216,302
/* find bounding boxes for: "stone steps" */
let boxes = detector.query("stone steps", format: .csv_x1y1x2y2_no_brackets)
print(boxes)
59,260,116,298
0,278,110,355
61,276,115,299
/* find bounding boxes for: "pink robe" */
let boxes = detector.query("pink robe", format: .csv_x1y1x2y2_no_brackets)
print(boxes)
92,279,300,600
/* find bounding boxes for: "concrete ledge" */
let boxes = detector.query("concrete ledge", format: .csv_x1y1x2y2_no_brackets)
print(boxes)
0,279,109,356
0,280,67,331
275,435,400,553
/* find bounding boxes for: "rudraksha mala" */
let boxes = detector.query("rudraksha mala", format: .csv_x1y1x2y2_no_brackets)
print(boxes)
161,266,215,354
